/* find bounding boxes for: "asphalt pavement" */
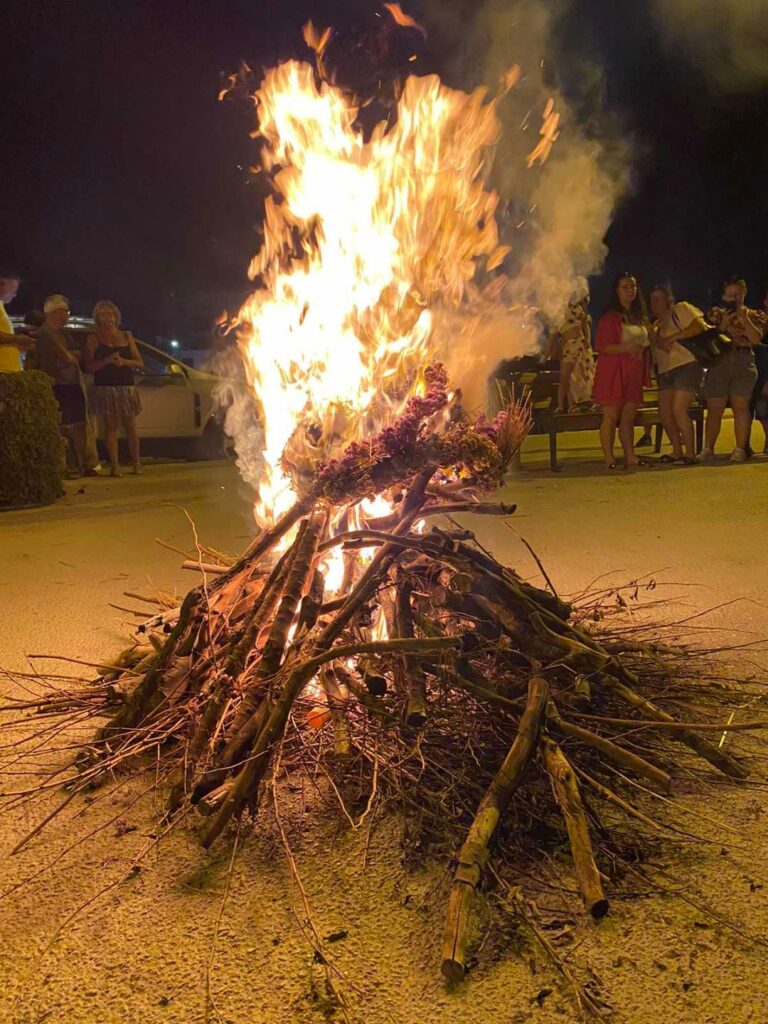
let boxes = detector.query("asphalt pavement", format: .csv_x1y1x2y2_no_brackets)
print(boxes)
1,418,765,674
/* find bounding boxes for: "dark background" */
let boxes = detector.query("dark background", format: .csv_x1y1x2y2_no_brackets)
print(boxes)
2,0,767,344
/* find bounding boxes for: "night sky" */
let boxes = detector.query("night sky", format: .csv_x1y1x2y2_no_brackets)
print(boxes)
3,0,767,342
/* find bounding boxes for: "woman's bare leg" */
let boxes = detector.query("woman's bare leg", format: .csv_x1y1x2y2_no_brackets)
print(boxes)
658,390,682,458
731,396,751,451
104,410,120,475
704,397,727,451
672,390,696,457
619,403,640,465
70,422,87,473
599,406,620,466
124,414,141,471
557,362,575,411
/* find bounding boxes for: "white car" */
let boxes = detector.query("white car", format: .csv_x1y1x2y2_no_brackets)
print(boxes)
128,338,233,459
15,316,233,459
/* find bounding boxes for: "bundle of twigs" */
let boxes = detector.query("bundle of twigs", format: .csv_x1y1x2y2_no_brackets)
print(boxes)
1,365,764,994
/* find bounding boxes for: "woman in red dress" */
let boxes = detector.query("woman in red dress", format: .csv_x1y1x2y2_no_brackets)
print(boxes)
593,273,652,469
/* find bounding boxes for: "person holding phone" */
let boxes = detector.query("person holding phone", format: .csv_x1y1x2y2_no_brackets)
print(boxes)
592,273,652,469
753,288,768,454
35,294,92,476
648,285,706,464
702,277,764,462
86,301,144,476
0,268,35,372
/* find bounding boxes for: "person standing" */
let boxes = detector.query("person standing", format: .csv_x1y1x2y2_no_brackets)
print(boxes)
552,294,595,414
0,268,35,373
751,286,768,454
592,273,652,469
648,285,706,464
34,295,92,476
702,277,764,462
86,301,144,476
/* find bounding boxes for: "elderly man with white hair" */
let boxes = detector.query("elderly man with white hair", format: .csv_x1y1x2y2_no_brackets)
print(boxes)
34,294,96,476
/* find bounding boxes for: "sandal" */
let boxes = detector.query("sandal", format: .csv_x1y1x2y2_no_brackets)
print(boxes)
605,461,618,470
658,454,676,464
635,457,655,467
673,456,696,465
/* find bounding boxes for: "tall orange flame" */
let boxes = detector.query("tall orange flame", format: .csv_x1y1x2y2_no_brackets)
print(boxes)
235,44,537,526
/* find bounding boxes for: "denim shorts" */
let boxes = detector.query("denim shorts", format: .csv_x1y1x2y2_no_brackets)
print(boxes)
702,348,758,400
657,361,703,392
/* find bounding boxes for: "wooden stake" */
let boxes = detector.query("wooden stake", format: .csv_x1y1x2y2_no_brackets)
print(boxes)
441,676,549,983
395,576,428,728
542,737,609,920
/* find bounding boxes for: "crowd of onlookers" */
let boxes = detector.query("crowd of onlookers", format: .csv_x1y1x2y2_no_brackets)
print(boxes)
549,274,768,468
0,267,145,478
3,263,768,480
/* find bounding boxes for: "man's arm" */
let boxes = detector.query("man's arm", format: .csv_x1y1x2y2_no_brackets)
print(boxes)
50,331,78,365
0,329,35,351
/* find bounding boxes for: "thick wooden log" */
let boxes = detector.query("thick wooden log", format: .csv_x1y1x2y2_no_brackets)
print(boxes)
320,668,353,758
549,708,671,792
542,737,609,920
441,676,549,984
396,578,428,728
600,671,749,780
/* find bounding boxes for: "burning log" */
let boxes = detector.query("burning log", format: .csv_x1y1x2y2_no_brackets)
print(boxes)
395,576,428,728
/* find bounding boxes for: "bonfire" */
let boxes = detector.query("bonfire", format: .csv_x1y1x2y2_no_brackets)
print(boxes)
1,21,762,1016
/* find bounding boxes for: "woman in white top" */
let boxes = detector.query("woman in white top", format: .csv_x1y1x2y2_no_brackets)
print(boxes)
648,285,706,463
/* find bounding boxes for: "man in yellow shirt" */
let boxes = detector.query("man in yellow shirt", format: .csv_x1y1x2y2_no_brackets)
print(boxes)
0,268,35,372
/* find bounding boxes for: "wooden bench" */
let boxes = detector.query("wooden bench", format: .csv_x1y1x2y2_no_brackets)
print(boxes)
492,366,704,472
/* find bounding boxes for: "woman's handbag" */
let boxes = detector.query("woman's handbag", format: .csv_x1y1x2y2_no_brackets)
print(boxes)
671,310,729,369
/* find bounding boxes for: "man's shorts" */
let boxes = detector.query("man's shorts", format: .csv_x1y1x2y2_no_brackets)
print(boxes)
657,361,703,392
702,348,758,400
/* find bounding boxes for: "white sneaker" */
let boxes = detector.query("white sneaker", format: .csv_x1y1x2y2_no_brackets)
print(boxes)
697,447,714,462
730,447,746,463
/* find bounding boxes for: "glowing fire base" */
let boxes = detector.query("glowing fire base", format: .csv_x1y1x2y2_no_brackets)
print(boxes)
3,378,757,1004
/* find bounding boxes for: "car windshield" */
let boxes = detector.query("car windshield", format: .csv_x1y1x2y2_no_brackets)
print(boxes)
139,346,183,376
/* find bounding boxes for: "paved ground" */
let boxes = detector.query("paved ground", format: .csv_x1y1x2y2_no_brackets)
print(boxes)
1,422,767,1024
0,460,256,672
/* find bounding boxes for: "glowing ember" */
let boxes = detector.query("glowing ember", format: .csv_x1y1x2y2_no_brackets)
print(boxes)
526,96,560,168
383,2,427,37
235,49,519,526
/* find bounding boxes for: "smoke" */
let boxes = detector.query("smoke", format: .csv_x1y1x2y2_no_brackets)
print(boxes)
212,345,264,495
219,0,631,484
429,0,629,411
650,0,768,93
